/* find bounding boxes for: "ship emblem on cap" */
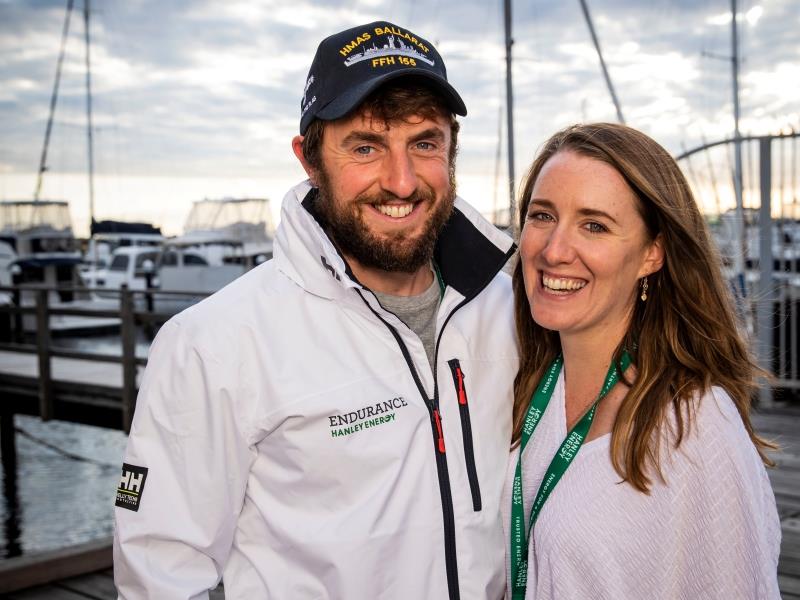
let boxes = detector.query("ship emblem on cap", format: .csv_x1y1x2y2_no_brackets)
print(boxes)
344,34,434,67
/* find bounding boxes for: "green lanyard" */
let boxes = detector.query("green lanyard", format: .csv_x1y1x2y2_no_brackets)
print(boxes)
433,262,445,299
510,351,631,600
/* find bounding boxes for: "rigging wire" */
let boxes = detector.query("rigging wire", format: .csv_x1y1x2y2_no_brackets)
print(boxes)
679,142,702,211
793,126,798,209
577,0,624,125
779,131,785,220
725,138,736,206
34,0,76,201
84,0,95,232
700,132,723,216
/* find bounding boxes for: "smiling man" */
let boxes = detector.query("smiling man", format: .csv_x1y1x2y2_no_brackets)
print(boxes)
114,21,518,600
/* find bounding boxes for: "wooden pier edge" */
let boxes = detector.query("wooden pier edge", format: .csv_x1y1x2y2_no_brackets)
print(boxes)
0,537,113,594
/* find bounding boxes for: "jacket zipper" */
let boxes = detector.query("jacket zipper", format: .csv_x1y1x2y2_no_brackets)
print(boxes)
357,291,460,600
447,359,482,511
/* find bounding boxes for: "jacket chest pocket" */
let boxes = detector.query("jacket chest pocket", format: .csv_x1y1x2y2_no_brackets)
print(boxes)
447,359,482,511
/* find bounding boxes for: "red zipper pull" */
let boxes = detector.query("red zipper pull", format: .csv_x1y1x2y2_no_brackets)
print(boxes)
456,368,467,405
433,409,446,453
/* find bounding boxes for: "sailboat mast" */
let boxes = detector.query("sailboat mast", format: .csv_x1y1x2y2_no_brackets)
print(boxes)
34,0,75,201
731,0,746,293
84,0,95,233
504,0,516,235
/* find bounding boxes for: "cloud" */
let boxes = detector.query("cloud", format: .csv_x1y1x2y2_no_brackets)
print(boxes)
1,0,797,234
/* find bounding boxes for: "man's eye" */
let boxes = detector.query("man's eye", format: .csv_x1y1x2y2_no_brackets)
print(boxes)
416,141,434,150
355,146,373,155
586,221,608,234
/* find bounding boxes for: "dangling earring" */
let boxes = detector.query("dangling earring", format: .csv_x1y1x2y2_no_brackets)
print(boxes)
640,276,649,302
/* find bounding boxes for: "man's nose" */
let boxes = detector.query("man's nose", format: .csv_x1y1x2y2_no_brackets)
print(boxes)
379,150,418,199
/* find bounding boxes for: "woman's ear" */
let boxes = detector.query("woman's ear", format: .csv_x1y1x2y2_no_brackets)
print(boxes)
639,233,665,278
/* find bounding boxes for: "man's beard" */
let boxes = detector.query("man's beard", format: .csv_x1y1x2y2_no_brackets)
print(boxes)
314,169,455,274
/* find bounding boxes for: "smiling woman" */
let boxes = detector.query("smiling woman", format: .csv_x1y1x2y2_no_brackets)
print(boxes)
519,151,663,343
505,123,781,600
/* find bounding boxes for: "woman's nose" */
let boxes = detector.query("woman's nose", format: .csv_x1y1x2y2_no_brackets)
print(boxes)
540,225,576,265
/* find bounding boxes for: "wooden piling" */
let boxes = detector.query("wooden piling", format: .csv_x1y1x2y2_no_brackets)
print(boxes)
11,287,23,344
120,285,137,433
0,411,16,472
35,289,53,421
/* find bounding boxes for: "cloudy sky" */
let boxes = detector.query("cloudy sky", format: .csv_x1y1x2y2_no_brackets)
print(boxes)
0,0,798,236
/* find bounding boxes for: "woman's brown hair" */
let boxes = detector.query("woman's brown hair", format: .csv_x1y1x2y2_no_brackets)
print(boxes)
511,123,774,492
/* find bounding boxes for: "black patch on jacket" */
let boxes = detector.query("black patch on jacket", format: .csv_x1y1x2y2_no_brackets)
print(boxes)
115,463,148,512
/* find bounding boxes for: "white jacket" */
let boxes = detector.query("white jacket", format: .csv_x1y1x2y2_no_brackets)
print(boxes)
114,181,519,599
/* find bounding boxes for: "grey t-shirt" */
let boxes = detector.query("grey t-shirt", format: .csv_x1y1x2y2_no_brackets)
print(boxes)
373,274,441,370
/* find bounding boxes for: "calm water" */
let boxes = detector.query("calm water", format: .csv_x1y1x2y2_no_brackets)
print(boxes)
1,415,128,559
0,333,146,560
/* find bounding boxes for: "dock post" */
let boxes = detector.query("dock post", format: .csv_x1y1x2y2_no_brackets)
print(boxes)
1,410,21,558
756,136,774,408
120,285,137,433
35,288,54,421
144,276,155,340
11,287,23,344
1,412,16,472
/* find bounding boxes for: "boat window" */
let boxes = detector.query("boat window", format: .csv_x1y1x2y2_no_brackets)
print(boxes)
183,254,209,266
135,252,159,268
161,251,178,267
109,254,129,272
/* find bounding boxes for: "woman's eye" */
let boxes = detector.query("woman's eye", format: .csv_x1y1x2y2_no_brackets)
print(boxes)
586,221,608,234
528,211,554,222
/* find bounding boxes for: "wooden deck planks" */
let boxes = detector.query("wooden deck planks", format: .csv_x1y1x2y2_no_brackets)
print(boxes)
2,585,95,600
753,407,800,597
0,539,112,595
55,569,118,598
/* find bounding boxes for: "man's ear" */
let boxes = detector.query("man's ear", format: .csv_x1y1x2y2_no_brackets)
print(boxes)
292,135,318,185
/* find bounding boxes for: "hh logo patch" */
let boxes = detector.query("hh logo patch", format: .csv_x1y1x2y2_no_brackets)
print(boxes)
116,463,148,512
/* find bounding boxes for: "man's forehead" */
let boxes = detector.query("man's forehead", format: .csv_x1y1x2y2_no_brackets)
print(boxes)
334,109,449,135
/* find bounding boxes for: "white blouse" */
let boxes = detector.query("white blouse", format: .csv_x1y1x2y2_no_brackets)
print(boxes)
502,370,781,599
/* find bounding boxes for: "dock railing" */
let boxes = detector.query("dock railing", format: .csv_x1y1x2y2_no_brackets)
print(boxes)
0,283,210,433
769,277,800,395
677,132,800,406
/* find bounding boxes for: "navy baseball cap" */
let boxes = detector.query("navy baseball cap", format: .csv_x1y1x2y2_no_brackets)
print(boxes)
299,21,467,135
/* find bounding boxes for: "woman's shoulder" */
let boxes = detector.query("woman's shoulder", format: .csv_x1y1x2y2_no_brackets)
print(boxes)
694,385,747,433
668,385,768,478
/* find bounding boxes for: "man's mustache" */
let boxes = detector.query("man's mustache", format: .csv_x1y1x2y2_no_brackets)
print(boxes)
354,186,436,207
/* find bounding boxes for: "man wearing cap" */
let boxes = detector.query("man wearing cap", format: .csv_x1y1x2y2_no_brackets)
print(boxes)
114,21,517,600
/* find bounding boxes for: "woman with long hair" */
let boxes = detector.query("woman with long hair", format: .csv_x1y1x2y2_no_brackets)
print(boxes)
505,123,780,599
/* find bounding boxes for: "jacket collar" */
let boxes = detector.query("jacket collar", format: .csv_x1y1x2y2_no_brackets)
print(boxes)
273,180,515,302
